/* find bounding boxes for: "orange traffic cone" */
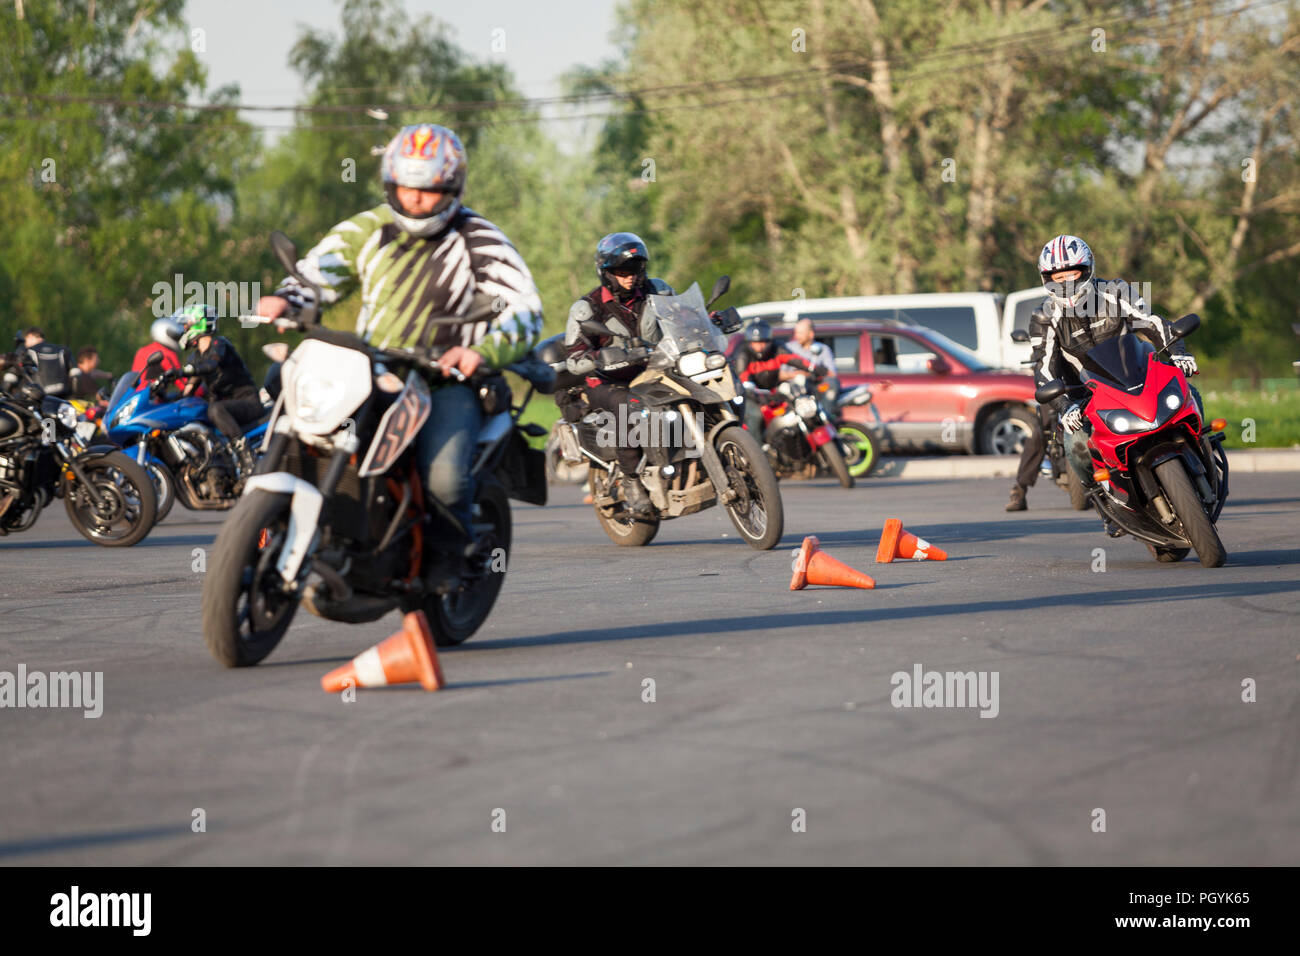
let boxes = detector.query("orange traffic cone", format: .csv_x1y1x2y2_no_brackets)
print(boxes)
321,610,445,693
790,535,876,590
876,518,948,563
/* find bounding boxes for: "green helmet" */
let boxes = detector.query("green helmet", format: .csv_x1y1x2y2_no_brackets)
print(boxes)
177,304,217,349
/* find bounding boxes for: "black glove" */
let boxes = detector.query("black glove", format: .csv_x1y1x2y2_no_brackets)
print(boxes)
597,347,631,369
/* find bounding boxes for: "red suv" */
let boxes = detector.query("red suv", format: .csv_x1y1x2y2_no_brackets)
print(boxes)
731,321,1038,455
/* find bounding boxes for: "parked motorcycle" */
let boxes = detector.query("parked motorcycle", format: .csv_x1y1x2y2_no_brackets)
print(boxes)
102,353,269,523
201,231,553,666
0,345,157,546
1036,313,1228,567
552,278,784,549
746,370,855,488
828,383,880,479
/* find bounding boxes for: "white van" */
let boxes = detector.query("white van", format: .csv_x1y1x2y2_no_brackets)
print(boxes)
738,291,1045,370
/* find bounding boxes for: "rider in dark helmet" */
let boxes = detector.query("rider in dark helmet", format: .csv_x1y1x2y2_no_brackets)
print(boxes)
730,318,816,435
562,232,674,516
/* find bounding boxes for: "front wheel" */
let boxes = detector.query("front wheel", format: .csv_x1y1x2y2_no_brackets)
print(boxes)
715,425,784,550
425,481,512,646
201,489,299,666
1154,458,1226,568
145,460,176,523
837,421,879,478
817,439,854,488
63,452,157,547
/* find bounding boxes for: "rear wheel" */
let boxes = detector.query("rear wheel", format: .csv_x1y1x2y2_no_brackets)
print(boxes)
591,469,660,547
1066,468,1091,510
1155,458,1226,568
715,425,784,550
818,439,854,488
426,481,513,646
837,422,879,478
63,452,157,547
1145,543,1191,563
202,489,299,666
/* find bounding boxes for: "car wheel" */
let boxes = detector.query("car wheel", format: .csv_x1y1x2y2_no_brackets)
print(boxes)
978,406,1036,456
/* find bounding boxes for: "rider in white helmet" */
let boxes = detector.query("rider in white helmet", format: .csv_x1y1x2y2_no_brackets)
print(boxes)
1033,235,1201,531
257,122,542,593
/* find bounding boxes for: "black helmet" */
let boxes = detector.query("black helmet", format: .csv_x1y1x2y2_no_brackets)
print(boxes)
596,232,649,294
744,319,773,344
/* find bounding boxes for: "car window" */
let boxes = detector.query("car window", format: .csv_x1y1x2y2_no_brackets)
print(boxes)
1011,295,1048,333
826,334,860,371
897,306,979,351
869,333,938,374
799,309,896,323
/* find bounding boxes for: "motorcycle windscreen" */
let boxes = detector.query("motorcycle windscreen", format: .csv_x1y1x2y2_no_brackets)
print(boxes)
357,371,432,478
1080,333,1155,393
106,370,140,411
643,283,729,366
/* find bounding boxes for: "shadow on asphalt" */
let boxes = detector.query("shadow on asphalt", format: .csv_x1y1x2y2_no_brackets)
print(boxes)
0,824,186,860
1227,549,1300,568
465,578,1300,651
0,533,216,550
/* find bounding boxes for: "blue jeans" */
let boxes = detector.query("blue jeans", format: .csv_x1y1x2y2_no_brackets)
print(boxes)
415,382,483,540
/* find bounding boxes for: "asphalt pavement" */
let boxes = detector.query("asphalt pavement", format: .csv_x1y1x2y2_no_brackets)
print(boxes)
1,472,1297,865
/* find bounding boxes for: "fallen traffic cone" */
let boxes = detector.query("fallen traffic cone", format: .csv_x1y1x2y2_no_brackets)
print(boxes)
790,535,876,590
321,610,445,693
875,518,948,563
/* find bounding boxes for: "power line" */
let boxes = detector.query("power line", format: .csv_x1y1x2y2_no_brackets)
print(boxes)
0,0,1281,135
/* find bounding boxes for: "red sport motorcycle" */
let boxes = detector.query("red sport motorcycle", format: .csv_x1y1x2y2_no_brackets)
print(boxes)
1036,314,1229,567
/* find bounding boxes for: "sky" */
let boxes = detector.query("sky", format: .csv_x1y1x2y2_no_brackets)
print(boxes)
184,0,622,142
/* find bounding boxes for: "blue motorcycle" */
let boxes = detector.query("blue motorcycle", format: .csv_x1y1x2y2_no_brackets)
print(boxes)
103,357,269,522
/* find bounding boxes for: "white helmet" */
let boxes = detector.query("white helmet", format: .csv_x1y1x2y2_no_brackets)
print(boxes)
381,123,467,238
150,316,184,352
1038,234,1094,308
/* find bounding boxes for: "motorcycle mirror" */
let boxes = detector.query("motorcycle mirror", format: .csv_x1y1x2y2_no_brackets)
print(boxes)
1036,379,1068,404
706,275,731,309
580,319,614,339
270,231,303,281
1170,313,1200,339
145,350,165,369
1010,329,1030,344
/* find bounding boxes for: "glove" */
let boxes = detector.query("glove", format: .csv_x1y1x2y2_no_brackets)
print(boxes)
1060,402,1084,432
1173,354,1198,376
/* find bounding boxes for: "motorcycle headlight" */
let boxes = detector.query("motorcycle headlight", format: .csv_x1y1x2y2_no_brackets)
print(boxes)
111,392,143,428
677,351,707,376
705,352,726,370
1097,408,1155,434
294,373,347,426
794,395,819,419
1156,379,1185,421
57,403,78,430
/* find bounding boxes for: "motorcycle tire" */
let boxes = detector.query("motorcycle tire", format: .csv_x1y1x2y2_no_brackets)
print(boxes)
837,422,879,478
202,489,299,666
818,440,854,488
715,424,784,550
1145,543,1191,563
425,481,512,646
63,451,158,547
146,460,176,523
591,470,660,547
1154,458,1226,568
1067,468,1091,511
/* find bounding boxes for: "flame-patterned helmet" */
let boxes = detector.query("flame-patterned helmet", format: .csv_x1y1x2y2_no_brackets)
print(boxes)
381,123,468,238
